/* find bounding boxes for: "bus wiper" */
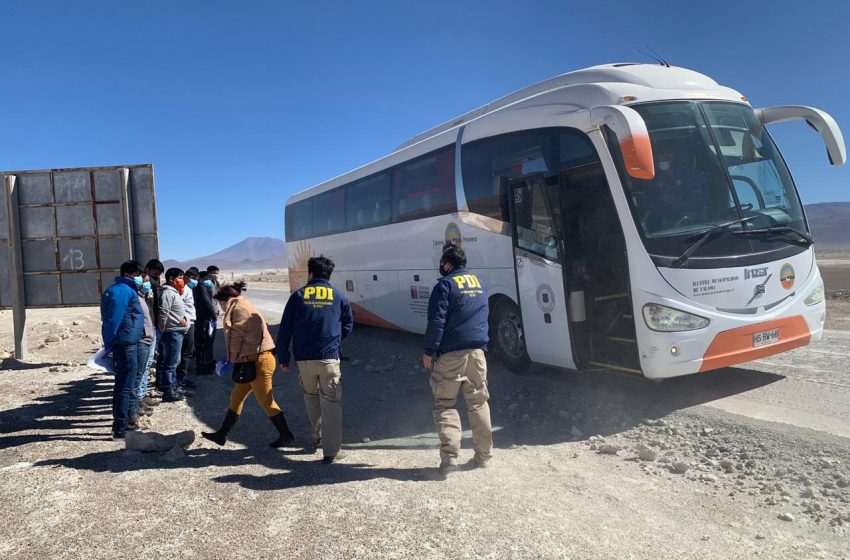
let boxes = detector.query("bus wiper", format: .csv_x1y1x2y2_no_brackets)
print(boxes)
670,216,758,268
733,226,814,246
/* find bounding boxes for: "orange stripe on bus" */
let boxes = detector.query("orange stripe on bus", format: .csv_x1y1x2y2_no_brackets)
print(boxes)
349,302,409,332
699,315,810,372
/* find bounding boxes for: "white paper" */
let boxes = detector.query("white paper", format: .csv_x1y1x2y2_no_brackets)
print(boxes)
87,347,115,374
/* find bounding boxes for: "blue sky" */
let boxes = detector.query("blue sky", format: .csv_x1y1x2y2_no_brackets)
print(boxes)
1,1,847,259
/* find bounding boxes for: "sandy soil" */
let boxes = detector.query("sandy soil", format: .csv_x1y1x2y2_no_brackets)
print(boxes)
1,292,849,559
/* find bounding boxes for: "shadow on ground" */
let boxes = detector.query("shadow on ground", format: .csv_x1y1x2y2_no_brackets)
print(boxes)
0,373,114,448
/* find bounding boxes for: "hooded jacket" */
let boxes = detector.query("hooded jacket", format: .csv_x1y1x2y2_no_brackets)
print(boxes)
158,285,189,333
100,277,144,347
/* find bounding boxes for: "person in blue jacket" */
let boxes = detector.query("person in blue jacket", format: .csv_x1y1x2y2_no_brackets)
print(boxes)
276,255,353,463
423,243,493,476
100,260,146,439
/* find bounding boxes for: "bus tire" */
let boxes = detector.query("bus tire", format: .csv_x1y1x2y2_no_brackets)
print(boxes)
489,298,531,373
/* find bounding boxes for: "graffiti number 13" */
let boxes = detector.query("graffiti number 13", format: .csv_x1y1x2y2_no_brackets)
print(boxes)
63,249,85,271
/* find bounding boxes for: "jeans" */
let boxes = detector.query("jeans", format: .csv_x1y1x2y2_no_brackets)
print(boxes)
112,342,139,434
130,341,153,417
176,323,195,379
155,330,184,397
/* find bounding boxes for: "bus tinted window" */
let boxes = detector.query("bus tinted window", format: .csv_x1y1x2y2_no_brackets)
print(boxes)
313,188,345,235
461,128,597,220
347,173,391,229
393,147,455,222
287,199,313,240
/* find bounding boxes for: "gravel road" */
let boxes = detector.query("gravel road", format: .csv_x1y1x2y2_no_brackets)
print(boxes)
1,284,848,559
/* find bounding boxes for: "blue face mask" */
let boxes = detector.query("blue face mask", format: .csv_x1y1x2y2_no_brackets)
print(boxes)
188,279,198,289
133,276,144,288
203,280,214,288
142,281,152,294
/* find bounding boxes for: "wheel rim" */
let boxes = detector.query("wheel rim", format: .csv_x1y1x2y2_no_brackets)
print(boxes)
497,312,525,359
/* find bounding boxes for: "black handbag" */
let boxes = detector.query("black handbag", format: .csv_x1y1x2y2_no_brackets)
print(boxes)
232,361,257,384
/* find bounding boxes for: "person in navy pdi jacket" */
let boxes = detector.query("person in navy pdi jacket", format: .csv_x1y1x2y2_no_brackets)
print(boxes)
276,255,353,463
100,260,146,439
422,243,493,476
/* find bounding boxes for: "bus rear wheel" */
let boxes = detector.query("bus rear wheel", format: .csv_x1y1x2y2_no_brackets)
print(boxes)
489,298,531,373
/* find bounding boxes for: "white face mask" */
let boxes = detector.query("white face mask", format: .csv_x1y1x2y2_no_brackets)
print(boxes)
658,161,672,172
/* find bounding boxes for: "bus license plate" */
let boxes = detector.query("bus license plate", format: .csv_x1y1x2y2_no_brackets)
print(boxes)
752,328,780,348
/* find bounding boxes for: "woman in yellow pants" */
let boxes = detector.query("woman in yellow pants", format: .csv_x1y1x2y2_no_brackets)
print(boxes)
201,281,294,447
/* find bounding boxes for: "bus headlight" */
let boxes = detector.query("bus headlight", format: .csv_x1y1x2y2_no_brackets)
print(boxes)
804,278,825,306
642,303,710,332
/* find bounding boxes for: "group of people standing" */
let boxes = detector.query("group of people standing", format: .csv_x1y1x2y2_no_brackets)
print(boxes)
99,259,221,438
100,243,493,475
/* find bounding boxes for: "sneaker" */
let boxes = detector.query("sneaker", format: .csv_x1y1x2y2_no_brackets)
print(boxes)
112,431,126,440
438,457,459,476
141,397,160,407
180,379,197,389
139,404,154,416
322,451,347,464
161,393,185,403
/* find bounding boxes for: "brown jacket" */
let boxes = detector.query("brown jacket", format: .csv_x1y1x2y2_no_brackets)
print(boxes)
223,296,275,360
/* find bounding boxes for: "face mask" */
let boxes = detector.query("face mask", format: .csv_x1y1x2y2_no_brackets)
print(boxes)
658,161,671,172
142,281,152,294
439,263,450,277
203,280,214,288
133,276,144,288
173,279,185,294
188,279,198,289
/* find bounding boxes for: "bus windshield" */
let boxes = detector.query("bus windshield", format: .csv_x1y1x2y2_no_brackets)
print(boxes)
613,101,808,265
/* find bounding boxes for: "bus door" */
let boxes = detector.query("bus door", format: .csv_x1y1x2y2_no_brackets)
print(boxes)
507,176,576,368
558,164,641,375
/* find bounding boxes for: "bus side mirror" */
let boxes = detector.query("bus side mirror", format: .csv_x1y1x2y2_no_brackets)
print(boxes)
755,105,846,166
591,105,655,180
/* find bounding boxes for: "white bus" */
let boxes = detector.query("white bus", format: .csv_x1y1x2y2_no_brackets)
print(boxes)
285,63,845,379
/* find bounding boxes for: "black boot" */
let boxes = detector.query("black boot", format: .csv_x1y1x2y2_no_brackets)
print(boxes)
202,409,239,446
269,413,295,448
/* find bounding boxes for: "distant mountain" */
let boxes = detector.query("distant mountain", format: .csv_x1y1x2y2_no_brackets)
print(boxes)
164,237,287,271
805,202,850,250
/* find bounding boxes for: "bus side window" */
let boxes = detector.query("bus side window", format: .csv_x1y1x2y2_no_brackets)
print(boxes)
346,173,391,229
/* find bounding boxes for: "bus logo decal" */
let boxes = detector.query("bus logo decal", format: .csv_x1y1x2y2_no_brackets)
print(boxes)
779,263,795,290
445,222,462,248
536,284,556,312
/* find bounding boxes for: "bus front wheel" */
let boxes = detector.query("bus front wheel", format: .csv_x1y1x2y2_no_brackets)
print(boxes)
490,299,531,373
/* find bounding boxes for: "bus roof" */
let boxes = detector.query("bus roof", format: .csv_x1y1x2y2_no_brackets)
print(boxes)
394,63,740,152
287,63,745,205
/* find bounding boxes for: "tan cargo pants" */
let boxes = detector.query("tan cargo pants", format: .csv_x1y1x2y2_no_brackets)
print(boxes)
297,358,342,457
430,348,492,462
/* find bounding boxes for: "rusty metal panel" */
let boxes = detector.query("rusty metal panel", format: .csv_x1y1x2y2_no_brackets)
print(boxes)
130,166,156,234
21,240,57,273
97,237,124,269
93,169,122,200
95,201,124,236
61,273,100,304
1,164,158,310
0,244,11,307
58,239,97,272
17,173,53,205
20,206,56,239
56,204,96,237
54,171,92,203
24,274,61,306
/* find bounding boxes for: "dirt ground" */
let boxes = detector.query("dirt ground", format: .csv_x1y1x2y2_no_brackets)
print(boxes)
1,268,849,559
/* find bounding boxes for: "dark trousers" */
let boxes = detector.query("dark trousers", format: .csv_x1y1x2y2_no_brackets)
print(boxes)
112,342,139,434
155,330,184,397
176,323,195,380
194,320,215,374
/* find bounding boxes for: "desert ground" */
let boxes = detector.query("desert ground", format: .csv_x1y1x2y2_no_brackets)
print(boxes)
0,261,848,559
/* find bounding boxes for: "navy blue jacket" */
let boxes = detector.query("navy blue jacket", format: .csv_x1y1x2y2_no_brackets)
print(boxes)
276,278,353,365
424,268,489,356
193,283,217,322
100,277,144,347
